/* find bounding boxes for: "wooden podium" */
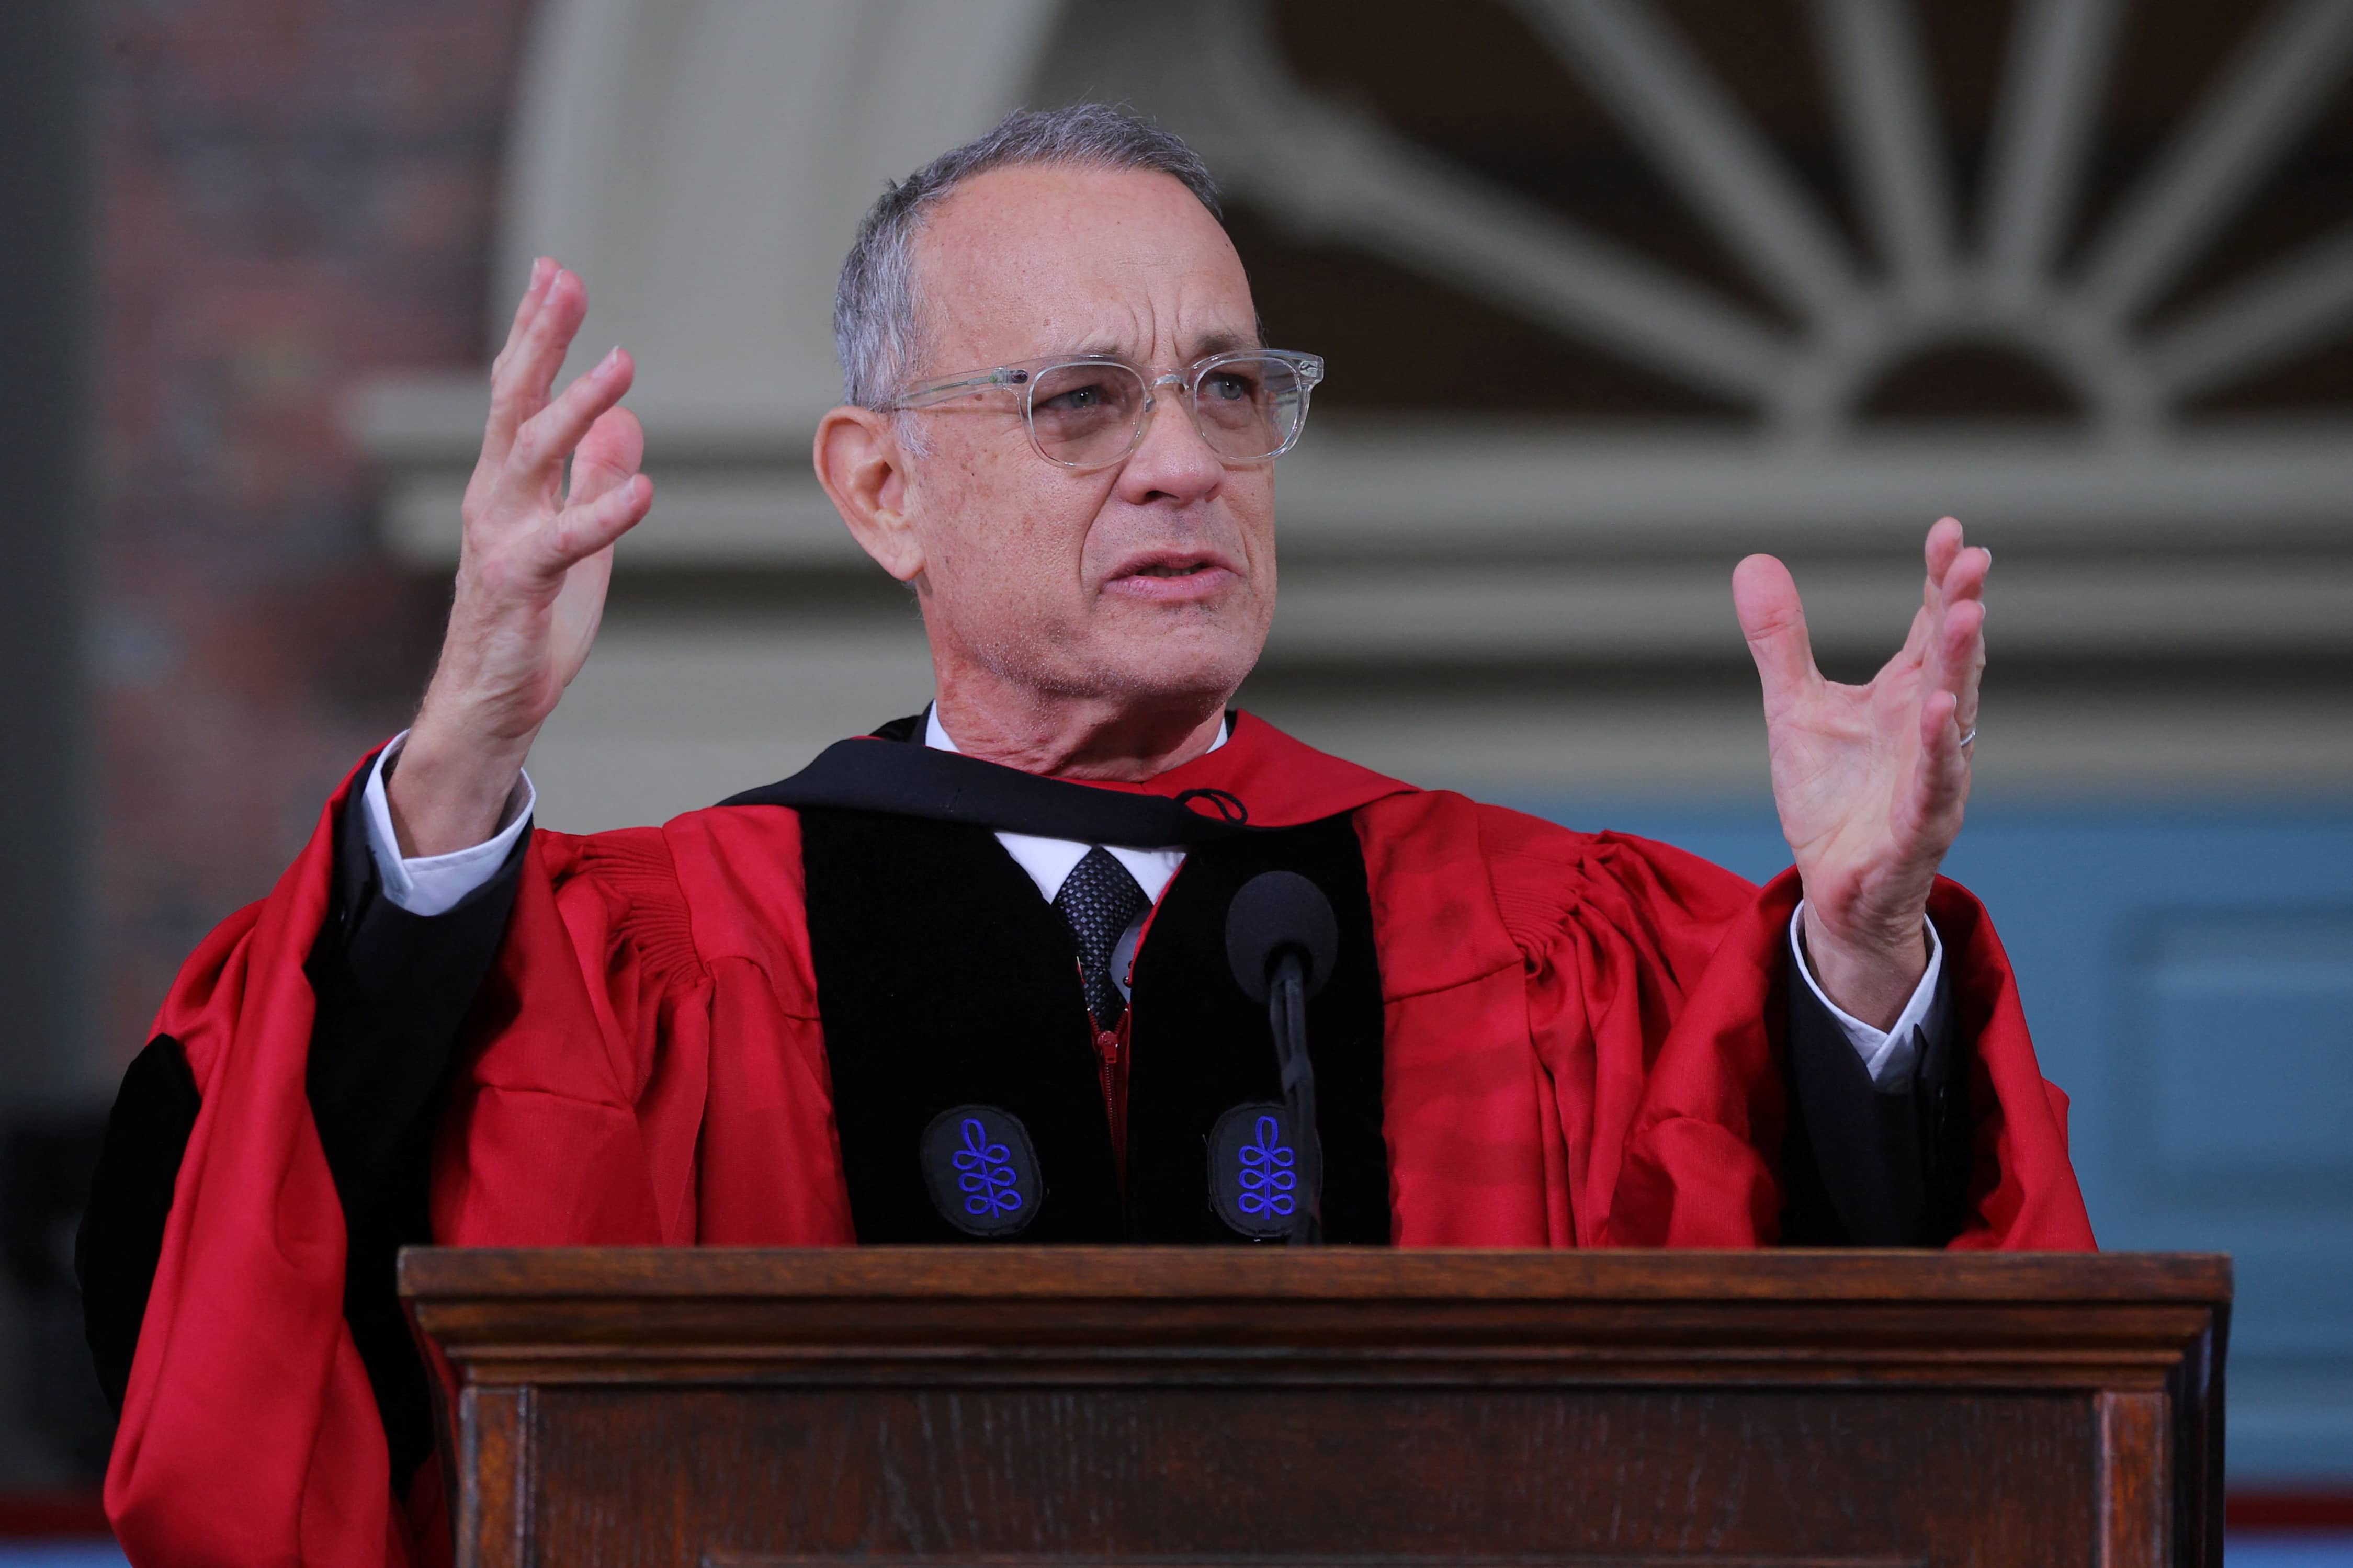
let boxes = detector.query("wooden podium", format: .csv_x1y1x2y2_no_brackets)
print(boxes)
400,1248,2227,1568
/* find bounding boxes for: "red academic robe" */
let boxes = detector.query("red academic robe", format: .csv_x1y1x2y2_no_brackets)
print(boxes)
106,714,2092,1567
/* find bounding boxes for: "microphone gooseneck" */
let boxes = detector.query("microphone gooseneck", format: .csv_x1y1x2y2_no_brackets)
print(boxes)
1225,871,1337,1245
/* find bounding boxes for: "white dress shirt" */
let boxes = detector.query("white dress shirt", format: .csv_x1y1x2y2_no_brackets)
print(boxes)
358,719,1942,1087
922,704,1215,905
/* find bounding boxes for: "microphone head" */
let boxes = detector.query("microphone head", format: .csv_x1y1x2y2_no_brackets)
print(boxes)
1225,871,1340,1003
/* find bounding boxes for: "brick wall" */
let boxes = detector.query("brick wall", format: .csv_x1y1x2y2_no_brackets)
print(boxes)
94,0,536,1064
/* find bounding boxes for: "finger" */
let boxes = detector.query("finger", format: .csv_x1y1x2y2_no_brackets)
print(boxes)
1895,516,1965,651
1732,553,1823,709
542,472,653,568
1920,590,1985,742
490,257,556,382
1912,515,1965,628
509,347,635,487
1917,515,1985,653
1938,539,1990,610
1924,516,1964,592
1945,589,1986,733
1936,595,1984,678
1928,521,1989,678
483,266,589,464
566,406,646,508
1909,686,1970,828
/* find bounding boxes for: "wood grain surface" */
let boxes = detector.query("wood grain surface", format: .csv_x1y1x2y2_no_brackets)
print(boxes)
401,1249,2227,1568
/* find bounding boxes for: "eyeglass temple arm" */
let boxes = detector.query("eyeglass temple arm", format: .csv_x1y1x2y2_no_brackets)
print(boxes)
886,367,1028,411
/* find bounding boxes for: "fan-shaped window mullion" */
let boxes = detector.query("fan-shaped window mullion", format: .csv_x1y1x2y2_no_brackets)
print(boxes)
1148,0,2353,437
1512,0,1864,328
2072,0,2353,327
1198,1,1794,408
1979,0,2123,308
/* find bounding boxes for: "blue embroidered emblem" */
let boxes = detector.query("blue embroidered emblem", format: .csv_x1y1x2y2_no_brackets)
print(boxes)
1208,1102,1299,1239
920,1105,1041,1238
1236,1114,1297,1219
952,1117,1023,1220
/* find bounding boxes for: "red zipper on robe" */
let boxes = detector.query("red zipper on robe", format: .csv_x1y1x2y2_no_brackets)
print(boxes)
1086,862,1178,1189
1092,1010,1131,1185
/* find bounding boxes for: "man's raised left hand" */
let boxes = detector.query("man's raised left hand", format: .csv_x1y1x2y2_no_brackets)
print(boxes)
1734,517,1989,1031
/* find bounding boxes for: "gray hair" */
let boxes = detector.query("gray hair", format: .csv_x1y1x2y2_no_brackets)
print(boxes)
833,104,1224,412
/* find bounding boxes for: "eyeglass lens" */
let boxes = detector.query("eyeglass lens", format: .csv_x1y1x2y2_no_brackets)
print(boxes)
1025,357,1309,468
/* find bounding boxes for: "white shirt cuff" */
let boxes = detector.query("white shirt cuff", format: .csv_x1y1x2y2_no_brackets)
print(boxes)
1789,902,1944,1089
360,731,536,917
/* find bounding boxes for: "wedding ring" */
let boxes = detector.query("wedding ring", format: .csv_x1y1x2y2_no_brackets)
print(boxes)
1958,725,1978,749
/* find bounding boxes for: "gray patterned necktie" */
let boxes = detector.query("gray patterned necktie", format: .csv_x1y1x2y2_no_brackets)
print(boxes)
1054,846,1150,1024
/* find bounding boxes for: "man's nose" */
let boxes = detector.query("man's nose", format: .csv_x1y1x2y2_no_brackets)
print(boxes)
1112,384,1227,506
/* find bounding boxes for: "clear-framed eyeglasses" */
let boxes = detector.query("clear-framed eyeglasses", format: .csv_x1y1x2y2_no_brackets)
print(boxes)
884,348,1326,471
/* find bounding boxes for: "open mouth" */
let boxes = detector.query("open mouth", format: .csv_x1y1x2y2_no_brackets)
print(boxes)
1108,551,1238,598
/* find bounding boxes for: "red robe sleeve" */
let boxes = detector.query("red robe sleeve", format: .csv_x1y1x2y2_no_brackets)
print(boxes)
104,763,851,1568
106,764,427,1568
1359,792,2093,1250
434,805,853,1253
1609,863,2096,1251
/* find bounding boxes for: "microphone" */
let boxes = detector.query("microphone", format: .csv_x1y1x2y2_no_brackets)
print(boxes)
1225,871,1338,1244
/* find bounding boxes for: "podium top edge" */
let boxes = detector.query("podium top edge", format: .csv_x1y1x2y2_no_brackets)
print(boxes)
397,1247,2230,1305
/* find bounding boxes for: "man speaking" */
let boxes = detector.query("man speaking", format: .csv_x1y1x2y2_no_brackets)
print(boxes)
82,107,2090,1566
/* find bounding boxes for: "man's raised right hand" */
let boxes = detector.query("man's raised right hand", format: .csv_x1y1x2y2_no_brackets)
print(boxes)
387,259,654,857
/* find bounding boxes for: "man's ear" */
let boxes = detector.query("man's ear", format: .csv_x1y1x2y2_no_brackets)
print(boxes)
813,405,923,581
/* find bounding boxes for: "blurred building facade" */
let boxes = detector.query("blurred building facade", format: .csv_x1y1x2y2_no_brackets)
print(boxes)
30,0,542,1489
49,0,2353,1492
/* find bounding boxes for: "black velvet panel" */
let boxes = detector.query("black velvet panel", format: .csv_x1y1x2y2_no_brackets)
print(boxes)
76,1034,199,1415
796,807,1390,1245
799,808,1127,1243
1124,817,1390,1245
1918,956,1971,1243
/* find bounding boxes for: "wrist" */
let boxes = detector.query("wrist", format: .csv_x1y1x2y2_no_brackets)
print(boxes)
1800,905,1929,1032
386,718,533,858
